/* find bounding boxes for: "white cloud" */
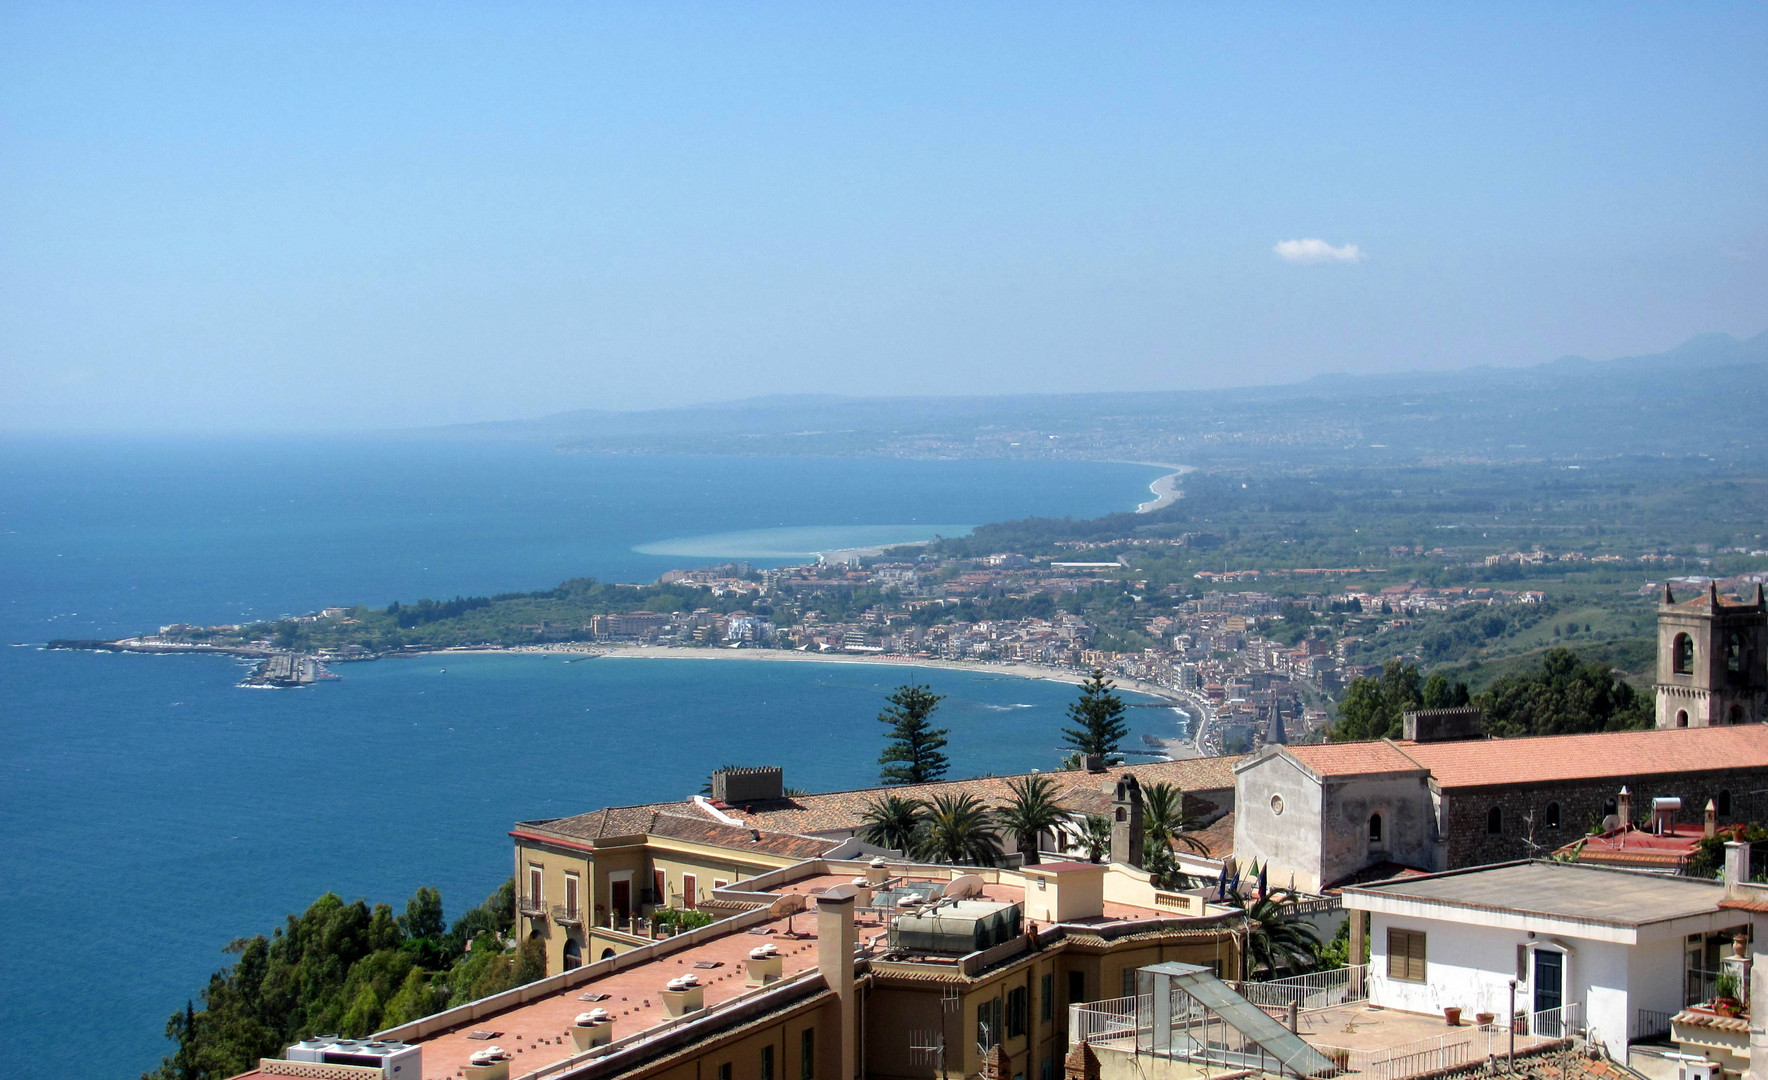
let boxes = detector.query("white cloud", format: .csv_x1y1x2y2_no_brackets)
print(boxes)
1274,238,1364,264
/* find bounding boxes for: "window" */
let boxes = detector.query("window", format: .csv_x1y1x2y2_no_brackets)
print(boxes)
1068,971,1086,1007
1516,944,1528,981
1719,790,1733,817
977,997,1003,1049
1270,794,1285,816
717,1065,731,1080
564,872,580,916
800,1028,814,1080
1368,813,1383,845
1006,986,1028,1038
1487,806,1503,835
1041,1056,1054,1080
1387,929,1427,982
683,873,698,909
1040,973,1053,1021
528,864,543,904
653,869,666,905
1674,634,1694,675
1122,968,1137,996
761,1044,774,1080
1728,633,1742,674
1543,803,1560,829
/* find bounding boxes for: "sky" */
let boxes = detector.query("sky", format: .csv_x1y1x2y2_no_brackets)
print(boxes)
2,2,1764,432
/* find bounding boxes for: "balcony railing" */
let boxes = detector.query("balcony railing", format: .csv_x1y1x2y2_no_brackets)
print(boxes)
517,893,546,918
551,903,582,926
1229,965,1367,1012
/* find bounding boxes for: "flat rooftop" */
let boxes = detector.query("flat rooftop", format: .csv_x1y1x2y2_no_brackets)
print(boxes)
236,911,823,1080
1345,861,1728,927
760,871,1173,926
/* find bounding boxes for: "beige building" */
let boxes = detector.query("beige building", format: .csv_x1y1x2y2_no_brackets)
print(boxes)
1656,583,1768,729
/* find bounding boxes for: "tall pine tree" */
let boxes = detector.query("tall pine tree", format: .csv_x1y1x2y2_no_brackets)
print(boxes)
1061,668,1129,763
877,684,950,785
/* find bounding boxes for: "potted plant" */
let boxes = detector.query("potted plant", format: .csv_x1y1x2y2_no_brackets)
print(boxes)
1714,973,1743,1017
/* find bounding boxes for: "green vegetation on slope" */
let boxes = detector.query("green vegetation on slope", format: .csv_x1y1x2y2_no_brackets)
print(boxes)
145,882,529,1080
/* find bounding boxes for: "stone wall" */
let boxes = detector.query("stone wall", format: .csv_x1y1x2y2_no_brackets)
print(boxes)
1442,766,1768,868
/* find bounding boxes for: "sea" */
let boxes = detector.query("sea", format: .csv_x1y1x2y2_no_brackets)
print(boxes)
0,438,1178,1079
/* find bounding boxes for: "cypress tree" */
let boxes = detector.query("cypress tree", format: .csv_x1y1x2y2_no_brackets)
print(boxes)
877,684,950,785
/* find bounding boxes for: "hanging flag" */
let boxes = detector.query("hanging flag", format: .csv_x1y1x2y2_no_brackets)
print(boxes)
1257,863,1268,901
1215,861,1230,900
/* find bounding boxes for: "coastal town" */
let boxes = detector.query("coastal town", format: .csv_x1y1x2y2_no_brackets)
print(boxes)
78,536,1768,760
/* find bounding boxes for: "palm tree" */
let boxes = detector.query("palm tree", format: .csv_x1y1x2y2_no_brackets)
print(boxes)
1059,750,1087,771
1072,814,1113,863
1141,782,1209,855
858,794,926,853
1142,835,1182,888
1233,891,1325,977
996,775,1068,866
912,792,1004,867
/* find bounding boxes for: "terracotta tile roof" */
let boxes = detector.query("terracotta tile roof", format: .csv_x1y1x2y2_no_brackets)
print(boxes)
1282,742,1426,777
518,807,834,859
1674,1007,1751,1033
1180,810,1236,859
1404,725,1768,789
705,757,1241,836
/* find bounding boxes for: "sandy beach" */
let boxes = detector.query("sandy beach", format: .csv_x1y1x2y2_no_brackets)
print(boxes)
430,642,1207,758
1130,462,1196,514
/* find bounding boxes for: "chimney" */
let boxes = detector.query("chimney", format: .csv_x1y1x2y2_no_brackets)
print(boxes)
1707,800,1718,839
1724,840,1752,898
981,1044,1009,1080
1617,787,1632,828
1065,1041,1103,1080
1083,753,1105,773
817,889,858,1080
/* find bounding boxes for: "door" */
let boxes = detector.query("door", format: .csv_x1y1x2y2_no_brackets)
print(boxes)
1533,950,1563,1035
611,880,631,924
682,873,697,909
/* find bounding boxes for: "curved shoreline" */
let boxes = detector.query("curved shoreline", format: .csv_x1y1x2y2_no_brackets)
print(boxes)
431,642,1210,758
1124,462,1195,514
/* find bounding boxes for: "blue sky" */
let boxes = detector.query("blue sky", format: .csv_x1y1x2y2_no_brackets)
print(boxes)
2,2,1764,431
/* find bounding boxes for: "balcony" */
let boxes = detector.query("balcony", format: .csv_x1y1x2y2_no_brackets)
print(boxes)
551,903,583,927
517,893,547,919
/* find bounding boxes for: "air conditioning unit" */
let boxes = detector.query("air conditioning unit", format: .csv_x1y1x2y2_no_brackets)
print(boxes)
281,1037,422,1078
1677,1059,1718,1080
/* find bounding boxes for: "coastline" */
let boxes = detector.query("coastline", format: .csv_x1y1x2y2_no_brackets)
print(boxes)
1125,462,1195,514
429,642,1208,759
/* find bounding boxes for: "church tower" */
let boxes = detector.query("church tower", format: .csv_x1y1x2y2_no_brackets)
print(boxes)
1655,582,1768,728
1109,773,1145,868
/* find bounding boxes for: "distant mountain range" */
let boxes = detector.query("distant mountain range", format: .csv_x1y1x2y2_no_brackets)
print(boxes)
421,331,1767,465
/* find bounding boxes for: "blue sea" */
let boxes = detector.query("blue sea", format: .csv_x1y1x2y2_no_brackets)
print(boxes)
0,439,1173,1079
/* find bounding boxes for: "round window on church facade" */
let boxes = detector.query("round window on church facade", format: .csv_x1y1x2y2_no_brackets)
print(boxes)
1270,794,1285,816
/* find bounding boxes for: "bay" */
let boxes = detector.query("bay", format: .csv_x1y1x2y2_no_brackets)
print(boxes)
0,439,1171,1079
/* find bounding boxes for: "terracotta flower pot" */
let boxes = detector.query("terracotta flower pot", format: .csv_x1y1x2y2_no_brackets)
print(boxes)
1475,1013,1496,1026
1444,1007,1462,1026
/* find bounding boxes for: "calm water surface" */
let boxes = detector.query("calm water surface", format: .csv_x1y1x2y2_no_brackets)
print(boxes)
0,440,1170,1079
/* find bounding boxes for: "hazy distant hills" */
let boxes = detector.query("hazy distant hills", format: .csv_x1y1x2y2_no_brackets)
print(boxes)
425,331,1767,465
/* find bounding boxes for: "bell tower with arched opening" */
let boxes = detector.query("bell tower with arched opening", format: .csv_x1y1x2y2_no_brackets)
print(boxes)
1655,582,1768,728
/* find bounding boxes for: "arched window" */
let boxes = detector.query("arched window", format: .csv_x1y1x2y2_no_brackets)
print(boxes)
1677,710,1689,728
1674,634,1695,675
1115,806,1126,822
1728,633,1742,674
1719,790,1733,817
601,948,616,960
1544,803,1561,829
1369,813,1384,844
1487,806,1503,835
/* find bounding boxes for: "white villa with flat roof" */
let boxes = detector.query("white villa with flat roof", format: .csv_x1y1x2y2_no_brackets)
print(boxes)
1342,854,1765,1062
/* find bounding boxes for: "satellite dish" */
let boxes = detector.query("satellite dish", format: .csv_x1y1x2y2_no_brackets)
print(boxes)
767,893,808,918
945,874,984,900
1601,814,1621,833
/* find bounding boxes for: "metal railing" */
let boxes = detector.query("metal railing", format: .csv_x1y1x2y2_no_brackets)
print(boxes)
1313,1003,1582,1080
517,893,546,918
551,903,582,926
1632,1008,1676,1042
1684,967,1745,1008
1230,965,1367,1011
1069,994,1147,1048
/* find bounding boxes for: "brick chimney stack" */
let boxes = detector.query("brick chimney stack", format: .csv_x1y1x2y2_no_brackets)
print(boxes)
1065,1040,1102,1080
